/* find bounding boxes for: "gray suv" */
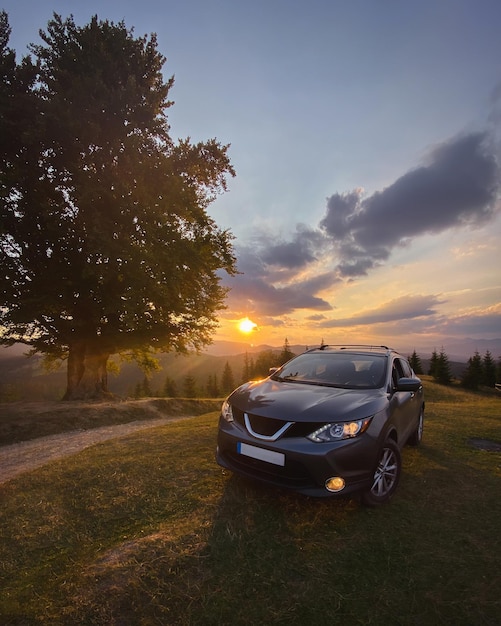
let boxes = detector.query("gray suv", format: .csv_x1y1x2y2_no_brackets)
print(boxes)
216,345,424,506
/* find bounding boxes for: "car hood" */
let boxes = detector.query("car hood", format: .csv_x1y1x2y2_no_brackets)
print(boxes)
229,378,387,422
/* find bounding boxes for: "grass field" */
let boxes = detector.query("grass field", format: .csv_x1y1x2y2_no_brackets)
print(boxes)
1,379,500,625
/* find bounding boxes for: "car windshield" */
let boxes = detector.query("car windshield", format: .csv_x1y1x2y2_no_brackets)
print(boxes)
272,352,387,389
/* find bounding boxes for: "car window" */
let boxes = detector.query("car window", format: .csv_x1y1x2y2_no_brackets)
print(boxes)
399,359,412,378
392,358,412,386
275,353,387,389
392,360,403,386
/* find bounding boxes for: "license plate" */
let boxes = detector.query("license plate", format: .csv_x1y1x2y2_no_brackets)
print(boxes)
237,442,285,466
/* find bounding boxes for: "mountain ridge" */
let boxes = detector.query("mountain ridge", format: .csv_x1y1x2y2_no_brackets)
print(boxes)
1,338,499,402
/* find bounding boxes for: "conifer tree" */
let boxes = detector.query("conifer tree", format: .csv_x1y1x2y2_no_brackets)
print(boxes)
482,350,496,388
434,348,452,385
133,381,143,399
278,337,295,365
241,352,252,383
409,350,423,374
206,374,220,398
461,351,483,390
428,349,439,377
221,361,235,394
163,376,178,398
142,376,153,398
183,375,197,398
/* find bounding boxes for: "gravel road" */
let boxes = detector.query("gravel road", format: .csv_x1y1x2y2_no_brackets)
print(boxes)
0,416,187,484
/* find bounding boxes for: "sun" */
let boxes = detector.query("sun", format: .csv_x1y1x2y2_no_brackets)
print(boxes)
237,317,257,334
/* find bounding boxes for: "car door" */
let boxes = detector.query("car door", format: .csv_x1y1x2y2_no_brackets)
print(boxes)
389,357,422,444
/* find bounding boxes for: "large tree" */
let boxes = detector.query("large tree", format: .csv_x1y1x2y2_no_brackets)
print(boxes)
0,13,236,399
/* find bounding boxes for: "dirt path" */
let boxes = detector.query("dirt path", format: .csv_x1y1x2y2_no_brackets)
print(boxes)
0,416,189,484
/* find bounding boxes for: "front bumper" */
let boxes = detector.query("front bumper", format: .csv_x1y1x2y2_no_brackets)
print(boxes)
216,417,380,497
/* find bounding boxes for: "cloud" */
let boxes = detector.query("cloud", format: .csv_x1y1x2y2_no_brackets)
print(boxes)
438,303,501,336
224,230,338,316
225,130,500,321
225,251,334,316
225,275,333,316
260,225,321,269
320,132,500,277
319,294,445,327
258,316,288,328
319,190,362,239
451,243,489,259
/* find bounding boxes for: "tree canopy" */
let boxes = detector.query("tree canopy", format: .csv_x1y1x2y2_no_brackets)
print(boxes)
0,12,236,399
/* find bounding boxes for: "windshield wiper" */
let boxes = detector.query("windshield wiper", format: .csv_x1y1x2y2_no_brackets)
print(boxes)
275,374,299,382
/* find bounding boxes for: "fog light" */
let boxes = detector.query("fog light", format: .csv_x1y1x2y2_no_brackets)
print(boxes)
325,477,345,492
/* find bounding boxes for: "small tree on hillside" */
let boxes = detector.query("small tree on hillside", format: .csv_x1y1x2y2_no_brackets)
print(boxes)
461,351,483,390
206,374,220,398
141,375,153,398
428,349,439,377
0,13,236,400
133,381,143,399
409,350,423,375
163,376,178,398
183,375,197,398
221,361,235,394
482,350,496,388
278,337,295,365
241,352,252,383
434,348,452,385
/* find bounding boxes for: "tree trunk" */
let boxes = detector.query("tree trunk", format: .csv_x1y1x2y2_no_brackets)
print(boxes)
63,338,111,400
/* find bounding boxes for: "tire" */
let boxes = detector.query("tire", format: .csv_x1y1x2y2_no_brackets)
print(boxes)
361,439,401,507
407,405,424,446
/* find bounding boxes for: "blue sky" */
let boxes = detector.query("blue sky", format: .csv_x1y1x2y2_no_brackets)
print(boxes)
3,0,501,353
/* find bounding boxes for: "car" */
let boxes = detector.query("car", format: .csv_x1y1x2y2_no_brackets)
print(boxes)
216,345,424,506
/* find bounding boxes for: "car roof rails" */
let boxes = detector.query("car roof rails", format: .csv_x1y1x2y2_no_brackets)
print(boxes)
316,344,393,352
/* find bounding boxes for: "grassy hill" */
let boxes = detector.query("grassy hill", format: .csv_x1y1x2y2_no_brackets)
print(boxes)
0,381,500,624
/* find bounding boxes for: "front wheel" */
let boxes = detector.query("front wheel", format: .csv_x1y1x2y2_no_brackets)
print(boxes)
361,439,401,507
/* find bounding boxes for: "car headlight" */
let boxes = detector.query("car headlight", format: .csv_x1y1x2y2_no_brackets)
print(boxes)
307,418,372,442
221,398,234,422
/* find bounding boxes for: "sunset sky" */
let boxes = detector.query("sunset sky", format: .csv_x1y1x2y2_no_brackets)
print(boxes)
3,0,501,353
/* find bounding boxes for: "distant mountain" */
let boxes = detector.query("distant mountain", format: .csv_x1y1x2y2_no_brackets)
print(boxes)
204,338,501,361
2,337,499,401
436,338,501,361
0,343,30,359
202,341,274,356
203,341,317,357
0,348,66,401
396,338,501,362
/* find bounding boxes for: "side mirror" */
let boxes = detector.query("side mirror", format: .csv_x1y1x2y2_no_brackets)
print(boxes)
269,367,280,375
396,377,422,392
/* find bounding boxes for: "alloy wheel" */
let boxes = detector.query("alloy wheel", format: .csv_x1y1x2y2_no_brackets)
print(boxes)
370,446,399,498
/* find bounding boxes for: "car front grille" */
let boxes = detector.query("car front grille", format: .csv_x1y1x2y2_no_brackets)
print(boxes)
232,407,325,440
